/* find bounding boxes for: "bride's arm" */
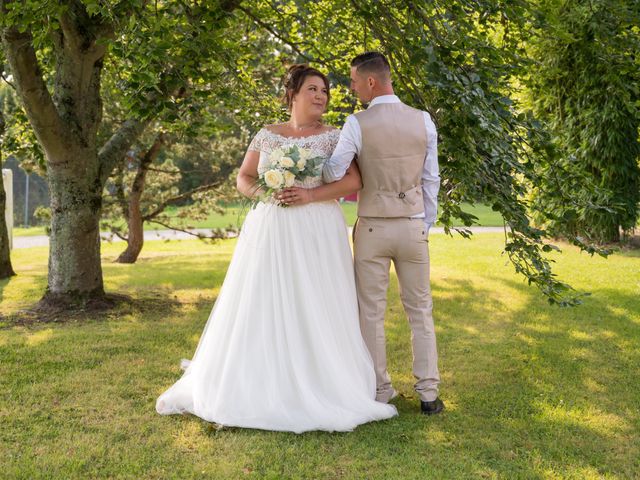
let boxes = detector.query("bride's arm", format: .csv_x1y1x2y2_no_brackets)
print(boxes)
236,150,264,198
278,159,361,205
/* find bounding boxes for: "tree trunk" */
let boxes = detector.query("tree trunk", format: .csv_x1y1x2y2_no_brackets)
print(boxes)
42,150,104,303
2,5,146,308
116,134,165,264
0,111,16,279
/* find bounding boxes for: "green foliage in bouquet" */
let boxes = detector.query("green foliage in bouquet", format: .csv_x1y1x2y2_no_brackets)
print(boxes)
253,144,324,207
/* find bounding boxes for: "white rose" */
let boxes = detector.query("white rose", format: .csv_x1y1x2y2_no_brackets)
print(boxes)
279,156,295,168
283,171,296,187
299,148,312,160
296,158,306,170
263,169,284,189
269,148,284,166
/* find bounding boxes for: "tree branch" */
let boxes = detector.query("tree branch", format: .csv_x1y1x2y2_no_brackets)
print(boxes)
237,4,315,63
104,226,128,242
98,118,150,185
142,181,226,221
58,0,114,60
113,165,129,221
145,218,230,241
58,3,87,54
146,166,181,175
0,70,16,89
0,16,67,159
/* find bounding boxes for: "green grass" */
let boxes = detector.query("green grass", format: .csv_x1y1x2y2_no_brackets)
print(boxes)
207,202,504,229
12,226,47,237
117,202,504,230
12,203,505,238
1,235,638,479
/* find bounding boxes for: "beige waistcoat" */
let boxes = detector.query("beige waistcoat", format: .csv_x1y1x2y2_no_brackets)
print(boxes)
354,102,428,217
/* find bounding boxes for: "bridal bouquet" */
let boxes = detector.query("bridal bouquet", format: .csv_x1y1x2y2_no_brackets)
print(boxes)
255,145,323,206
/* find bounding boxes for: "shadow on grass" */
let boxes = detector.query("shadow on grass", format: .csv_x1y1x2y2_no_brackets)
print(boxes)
0,248,228,326
146,274,639,478
421,276,639,478
0,271,48,327
2,241,638,478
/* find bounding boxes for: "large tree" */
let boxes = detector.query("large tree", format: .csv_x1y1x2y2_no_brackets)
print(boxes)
0,0,239,307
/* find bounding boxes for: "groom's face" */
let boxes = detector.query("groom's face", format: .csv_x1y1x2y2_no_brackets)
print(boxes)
350,67,373,104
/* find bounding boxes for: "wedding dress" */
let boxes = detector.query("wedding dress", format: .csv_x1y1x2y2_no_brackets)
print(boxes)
156,128,397,433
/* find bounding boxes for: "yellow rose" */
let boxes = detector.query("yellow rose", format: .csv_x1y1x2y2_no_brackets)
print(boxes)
296,158,306,170
263,169,284,189
279,156,295,168
283,171,296,187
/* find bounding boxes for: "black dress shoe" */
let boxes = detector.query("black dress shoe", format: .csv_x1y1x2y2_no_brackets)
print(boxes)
420,397,444,415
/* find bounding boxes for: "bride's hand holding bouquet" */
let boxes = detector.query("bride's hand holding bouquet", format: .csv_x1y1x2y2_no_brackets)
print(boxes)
255,144,323,207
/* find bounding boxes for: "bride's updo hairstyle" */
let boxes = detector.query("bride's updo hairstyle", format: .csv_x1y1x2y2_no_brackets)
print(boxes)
282,64,331,110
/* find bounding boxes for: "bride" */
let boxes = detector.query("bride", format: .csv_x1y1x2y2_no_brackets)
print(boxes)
156,65,397,433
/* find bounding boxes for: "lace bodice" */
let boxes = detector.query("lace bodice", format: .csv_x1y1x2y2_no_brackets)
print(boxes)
248,128,340,188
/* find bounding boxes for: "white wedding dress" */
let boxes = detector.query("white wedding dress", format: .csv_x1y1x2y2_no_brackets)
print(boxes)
156,128,397,433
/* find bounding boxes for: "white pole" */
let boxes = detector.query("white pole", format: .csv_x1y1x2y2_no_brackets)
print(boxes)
24,171,29,227
2,169,12,250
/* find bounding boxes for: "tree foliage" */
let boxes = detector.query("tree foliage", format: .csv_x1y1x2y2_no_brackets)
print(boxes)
526,0,640,243
241,0,606,305
100,130,245,262
0,83,44,174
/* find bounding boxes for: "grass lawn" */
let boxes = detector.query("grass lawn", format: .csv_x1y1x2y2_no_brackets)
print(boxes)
12,202,504,237
12,226,47,237
169,202,504,230
1,234,638,479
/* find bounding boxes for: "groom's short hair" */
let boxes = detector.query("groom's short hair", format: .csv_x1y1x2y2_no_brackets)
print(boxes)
351,52,391,83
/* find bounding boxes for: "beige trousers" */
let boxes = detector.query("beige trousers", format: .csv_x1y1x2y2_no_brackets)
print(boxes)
354,217,440,403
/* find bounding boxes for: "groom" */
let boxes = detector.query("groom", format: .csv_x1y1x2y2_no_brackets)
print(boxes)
323,52,444,415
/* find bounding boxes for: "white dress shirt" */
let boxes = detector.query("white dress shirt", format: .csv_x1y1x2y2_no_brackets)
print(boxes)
323,95,440,230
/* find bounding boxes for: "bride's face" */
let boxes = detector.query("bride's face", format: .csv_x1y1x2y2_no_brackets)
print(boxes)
292,75,328,117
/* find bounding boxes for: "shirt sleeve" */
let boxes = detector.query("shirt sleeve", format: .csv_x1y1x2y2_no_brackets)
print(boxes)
422,112,440,228
322,115,362,182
